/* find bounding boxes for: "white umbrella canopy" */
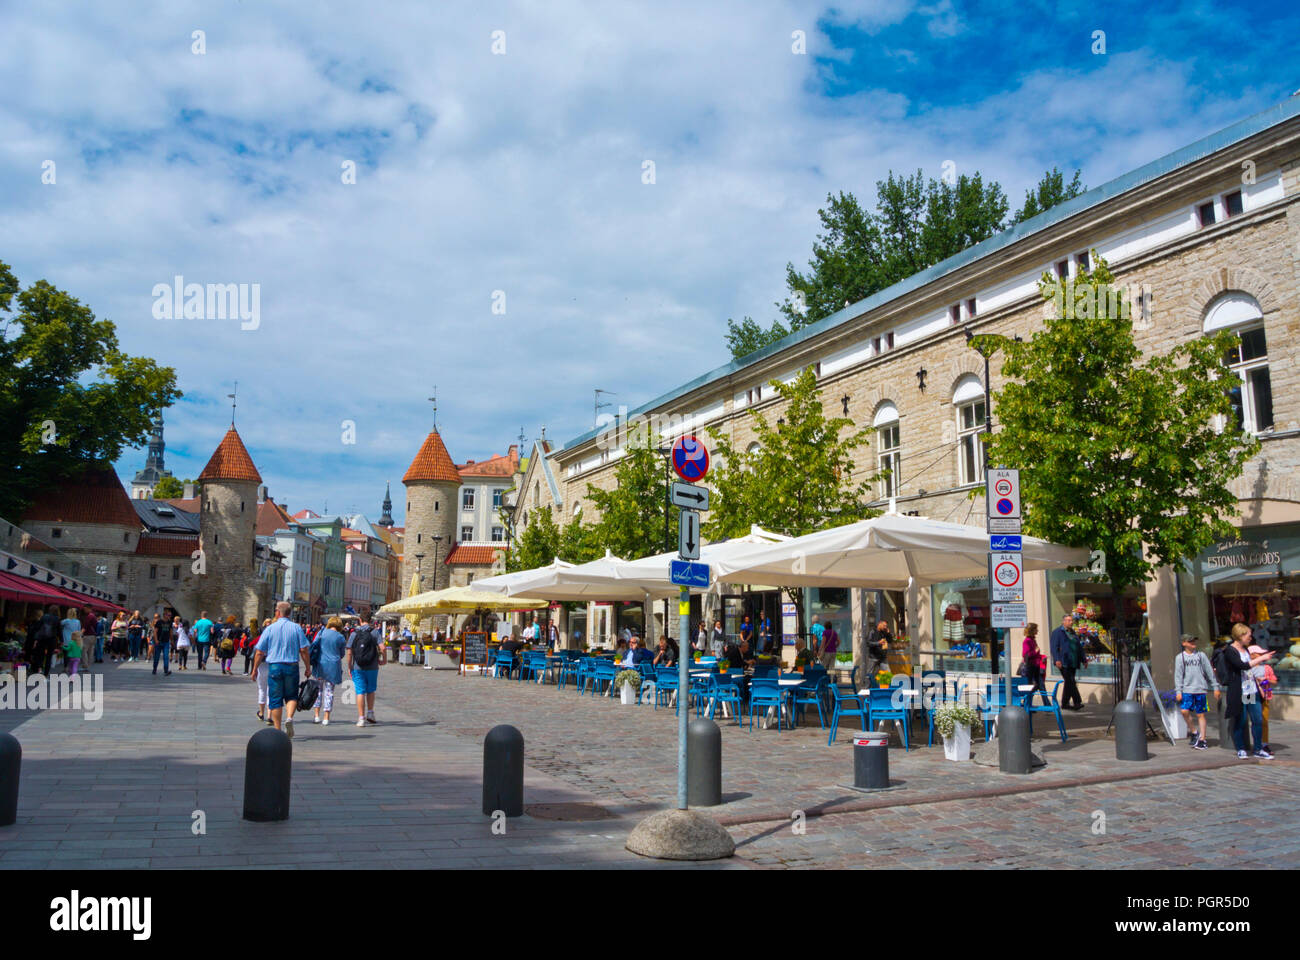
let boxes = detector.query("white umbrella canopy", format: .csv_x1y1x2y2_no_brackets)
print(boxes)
471,557,574,597
613,525,792,591
473,551,678,601
710,513,1090,588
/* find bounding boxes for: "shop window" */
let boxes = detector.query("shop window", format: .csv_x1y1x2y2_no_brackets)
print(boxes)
873,402,900,499
1204,293,1272,434
932,577,993,674
953,375,986,486
1047,569,1149,679
1223,190,1243,218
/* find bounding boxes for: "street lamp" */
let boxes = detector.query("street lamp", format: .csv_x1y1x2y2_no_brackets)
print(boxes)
414,553,425,590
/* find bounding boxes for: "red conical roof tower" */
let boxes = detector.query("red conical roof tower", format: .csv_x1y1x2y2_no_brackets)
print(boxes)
198,427,263,484
402,430,461,485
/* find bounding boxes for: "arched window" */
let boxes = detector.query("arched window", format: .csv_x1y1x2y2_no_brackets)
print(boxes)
1205,293,1272,434
873,402,900,498
953,375,986,486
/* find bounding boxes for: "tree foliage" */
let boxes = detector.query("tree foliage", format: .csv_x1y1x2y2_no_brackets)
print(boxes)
980,255,1258,627
0,261,182,520
505,504,561,573
584,425,678,561
725,315,789,361
1012,167,1085,224
152,476,193,499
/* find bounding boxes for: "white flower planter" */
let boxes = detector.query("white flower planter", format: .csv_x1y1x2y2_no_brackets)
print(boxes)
620,683,638,705
942,724,971,761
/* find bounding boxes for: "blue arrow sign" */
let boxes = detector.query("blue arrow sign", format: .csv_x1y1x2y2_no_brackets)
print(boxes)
670,559,710,588
989,534,1023,552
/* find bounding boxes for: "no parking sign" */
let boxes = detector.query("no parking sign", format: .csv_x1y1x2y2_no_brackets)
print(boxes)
986,468,1021,519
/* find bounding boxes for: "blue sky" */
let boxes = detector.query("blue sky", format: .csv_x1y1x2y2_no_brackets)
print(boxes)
1,1,1296,523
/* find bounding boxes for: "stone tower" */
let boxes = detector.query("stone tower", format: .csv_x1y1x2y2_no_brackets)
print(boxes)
130,417,173,499
197,426,263,622
401,430,459,597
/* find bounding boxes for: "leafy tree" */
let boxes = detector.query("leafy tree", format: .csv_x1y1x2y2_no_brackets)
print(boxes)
152,476,194,499
0,261,182,519
704,366,880,626
585,424,678,561
725,315,789,361
559,514,603,564
505,504,561,573
979,255,1258,649
777,172,1010,333
1013,167,1085,223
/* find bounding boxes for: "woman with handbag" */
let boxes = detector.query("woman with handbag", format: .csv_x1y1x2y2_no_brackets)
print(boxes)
217,615,241,675
1021,622,1048,695
312,617,348,725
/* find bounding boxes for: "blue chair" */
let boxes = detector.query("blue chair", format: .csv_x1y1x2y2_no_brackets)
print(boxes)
748,678,787,730
753,665,778,679
637,663,659,705
522,652,549,684
653,667,679,711
1026,679,1068,742
981,683,1011,741
793,675,828,729
827,685,867,744
557,656,580,690
867,687,911,750
703,674,743,725
590,661,618,697
493,650,515,679
575,657,594,694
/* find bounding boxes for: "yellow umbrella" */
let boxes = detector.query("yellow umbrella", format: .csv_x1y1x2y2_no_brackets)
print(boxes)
402,573,423,634
379,585,548,617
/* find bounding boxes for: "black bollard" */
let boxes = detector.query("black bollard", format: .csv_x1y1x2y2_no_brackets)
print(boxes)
0,731,20,827
852,732,890,790
998,704,1032,774
1218,697,1236,751
1114,700,1149,761
243,728,292,821
687,718,722,806
483,724,524,817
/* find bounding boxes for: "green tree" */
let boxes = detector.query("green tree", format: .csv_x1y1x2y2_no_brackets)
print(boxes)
776,172,1010,335
152,476,194,499
0,261,181,519
1013,167,1085,223
980,255,1258,644
725,315,789,361
585,424,677,561
505,504,561,573
559,514,603,564
704,366,880,626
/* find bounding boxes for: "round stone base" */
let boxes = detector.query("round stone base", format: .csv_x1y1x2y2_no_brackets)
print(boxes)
625,809,735,861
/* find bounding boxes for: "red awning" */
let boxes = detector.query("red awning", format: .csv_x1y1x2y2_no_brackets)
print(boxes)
0,571,68,606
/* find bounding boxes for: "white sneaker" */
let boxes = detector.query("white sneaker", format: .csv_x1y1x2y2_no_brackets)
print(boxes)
356,718,366,727
313,715,321,724
1236,749,1248,759
322,717,329,726
284,718,294,739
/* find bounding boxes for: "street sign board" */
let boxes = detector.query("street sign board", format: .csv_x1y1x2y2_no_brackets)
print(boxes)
678,510,700,560
986,468,1021,519
990,603,1027,629
989,551,1024,602
669,559,710,588
670,481,710,511
988,517,1022,535
989,534,1023,552
671,435,710,482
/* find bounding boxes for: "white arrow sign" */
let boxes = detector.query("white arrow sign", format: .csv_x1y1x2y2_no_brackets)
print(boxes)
670,481,710,511
678,511,700,560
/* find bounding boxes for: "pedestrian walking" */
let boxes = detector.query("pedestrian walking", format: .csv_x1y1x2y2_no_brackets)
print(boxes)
1173,634,1219,749
242,618,259,674
863,620,891,680
249,602,311,738
127,610,145,662
62,618,83,677
312,617,348,725
175,618,191,670
193,611,214,670
110,611,128,662
84,608,103,664
28,604,60,676
1021,622,1048,694
1219,623,1272,759
217,615,240,674
150,612,172,676
1050,614,1084,710
254,618,273,722
819,620,841,671
345,614,385,727
1247,644,1278,753
710,619,725,658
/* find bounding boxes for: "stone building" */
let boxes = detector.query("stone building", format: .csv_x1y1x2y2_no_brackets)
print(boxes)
401,430,460,597
195,427,264,622
544,95,1300,717
129,418,173,500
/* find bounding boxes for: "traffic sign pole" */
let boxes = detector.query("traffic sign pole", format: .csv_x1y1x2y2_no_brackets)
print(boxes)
677,585,689,810
670,436,710,811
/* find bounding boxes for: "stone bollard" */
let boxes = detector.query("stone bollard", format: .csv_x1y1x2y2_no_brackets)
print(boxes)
998,704,1032,774
243,728,292,821
1218,697,1235,751
1114,700,1149,761
482,725,524,817
0,731,20,827
687,718,722,807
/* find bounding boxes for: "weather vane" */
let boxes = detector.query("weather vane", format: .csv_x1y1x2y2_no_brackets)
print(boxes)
227,381,237,425
428,385,437,431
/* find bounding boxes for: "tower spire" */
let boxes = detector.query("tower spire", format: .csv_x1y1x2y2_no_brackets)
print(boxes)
227,381,238,426
379,480,394,527
427,385,437,431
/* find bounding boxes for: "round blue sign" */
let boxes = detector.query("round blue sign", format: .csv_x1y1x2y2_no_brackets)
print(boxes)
672,435,710,482
996,498,1015,515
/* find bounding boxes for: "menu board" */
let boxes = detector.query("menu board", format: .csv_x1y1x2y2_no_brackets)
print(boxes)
461,631,489,671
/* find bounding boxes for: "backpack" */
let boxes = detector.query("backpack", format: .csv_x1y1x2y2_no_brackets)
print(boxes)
297,677,320,711
352,627,379,668
309,636,323,668
1211,647,1230,686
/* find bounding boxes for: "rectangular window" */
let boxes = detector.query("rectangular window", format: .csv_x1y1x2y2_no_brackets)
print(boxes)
873,336,881,355
491,526,505,542
877,424,901,499
965,298,977,319
149,565,158,580
958,400,987,485
1225,325,1274,433
1055,260,1069,281
949,304,961,326
1198,202,1216,228
492,489,504,508
117,563,125,579
462,489,474,510
1075,250,1090,272
172,565,180,580
885,331,895,350
1223,190,1243,218
461,525,474,541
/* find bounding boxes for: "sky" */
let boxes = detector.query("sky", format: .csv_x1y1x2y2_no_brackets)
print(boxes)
2,0,1296,524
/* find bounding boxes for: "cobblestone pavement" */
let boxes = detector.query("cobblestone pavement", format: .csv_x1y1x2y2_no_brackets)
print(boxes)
1,659,1294,869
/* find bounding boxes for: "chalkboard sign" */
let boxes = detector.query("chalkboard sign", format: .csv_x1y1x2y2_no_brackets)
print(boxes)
461,632,489,673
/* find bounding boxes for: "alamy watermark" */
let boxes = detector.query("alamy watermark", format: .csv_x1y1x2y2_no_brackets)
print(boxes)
595,405,700,452
151,275,260,330
0,672,104,719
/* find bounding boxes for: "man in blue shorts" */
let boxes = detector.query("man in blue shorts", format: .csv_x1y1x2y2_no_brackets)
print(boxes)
250,601,311,738
1173,633,1219,750
346,613,385,727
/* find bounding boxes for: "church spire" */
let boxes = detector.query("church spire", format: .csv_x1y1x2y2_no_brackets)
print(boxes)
378,480,395,527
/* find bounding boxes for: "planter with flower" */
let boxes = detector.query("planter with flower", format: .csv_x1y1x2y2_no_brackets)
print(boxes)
874,669,892,689
934,702,978,761
793,648,814,673
614,669,643,705
0,639,23,674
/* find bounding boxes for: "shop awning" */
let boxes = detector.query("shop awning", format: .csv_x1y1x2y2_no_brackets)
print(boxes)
0,571,65,605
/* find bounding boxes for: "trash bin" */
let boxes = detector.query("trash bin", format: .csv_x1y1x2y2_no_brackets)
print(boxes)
399,648,413,666
853,732,890,790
